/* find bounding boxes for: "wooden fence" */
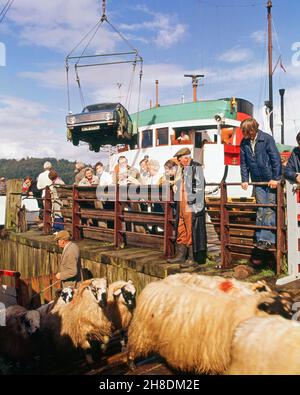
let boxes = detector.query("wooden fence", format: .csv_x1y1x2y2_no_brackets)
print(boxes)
42,182,287,273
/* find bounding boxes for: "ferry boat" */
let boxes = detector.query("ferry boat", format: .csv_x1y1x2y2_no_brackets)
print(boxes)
109,97,254,198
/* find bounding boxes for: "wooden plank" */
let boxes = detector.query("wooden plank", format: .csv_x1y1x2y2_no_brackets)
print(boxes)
5,179,22,231
124,232,164,250
81,209,114,221
230,236,254,246
83,228,114,242
229,228,255,237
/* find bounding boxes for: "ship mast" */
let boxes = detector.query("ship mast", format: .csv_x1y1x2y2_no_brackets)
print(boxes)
267,0,274,135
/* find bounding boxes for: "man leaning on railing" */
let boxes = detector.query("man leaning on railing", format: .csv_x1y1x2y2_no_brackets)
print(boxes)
240,118,282,251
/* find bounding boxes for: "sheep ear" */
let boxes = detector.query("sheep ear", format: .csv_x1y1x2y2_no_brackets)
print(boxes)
127,280,133,284
113,289,122,296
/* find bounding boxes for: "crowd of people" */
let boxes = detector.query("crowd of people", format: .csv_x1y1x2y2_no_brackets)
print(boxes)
19,116,300,269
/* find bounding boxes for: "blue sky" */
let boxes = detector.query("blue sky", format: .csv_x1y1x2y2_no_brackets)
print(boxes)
0,0,299,162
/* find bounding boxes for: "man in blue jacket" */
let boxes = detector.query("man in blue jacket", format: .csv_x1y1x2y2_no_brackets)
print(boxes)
284,132,300,183
240,118,282,250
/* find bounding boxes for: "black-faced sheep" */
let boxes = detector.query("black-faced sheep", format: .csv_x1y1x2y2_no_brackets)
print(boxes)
37,286,75,320
226,316,300,375
127,279,284,374
105,280,136,351
0,305,40,364
41,278,112,364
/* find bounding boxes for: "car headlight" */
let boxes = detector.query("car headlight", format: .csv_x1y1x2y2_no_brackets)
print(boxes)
68,116,76,125
105,112,112,121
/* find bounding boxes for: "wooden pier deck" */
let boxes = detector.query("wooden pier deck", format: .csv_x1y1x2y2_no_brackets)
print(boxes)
0,223,221,305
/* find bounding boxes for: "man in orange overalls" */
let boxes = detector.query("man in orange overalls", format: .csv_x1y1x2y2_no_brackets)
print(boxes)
167,148,207,268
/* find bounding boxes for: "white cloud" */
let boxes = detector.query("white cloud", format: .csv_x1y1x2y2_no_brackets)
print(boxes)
7,0,186,52
218,47,253,63
119,9,187,49
0,95,108,163
251,30,266,45
7,0,117,53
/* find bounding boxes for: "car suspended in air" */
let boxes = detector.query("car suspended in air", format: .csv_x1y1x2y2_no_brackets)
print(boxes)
66,102,135,152
65,0,142,152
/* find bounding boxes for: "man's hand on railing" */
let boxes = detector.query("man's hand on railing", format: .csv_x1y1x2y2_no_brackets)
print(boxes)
268,180,278,189
241,182,248,190
296,174,300,184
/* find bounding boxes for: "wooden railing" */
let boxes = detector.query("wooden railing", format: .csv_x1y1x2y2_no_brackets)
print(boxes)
41,181,287,273
206,182,286,275
43,184,175,258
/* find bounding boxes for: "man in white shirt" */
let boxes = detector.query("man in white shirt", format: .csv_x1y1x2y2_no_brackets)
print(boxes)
95,161,113,186
37,161,52,197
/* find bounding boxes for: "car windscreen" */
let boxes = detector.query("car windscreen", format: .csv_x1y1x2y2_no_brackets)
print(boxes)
83,104,118,113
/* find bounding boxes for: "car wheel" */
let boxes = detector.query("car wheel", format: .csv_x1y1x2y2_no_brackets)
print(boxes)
72,137,79,146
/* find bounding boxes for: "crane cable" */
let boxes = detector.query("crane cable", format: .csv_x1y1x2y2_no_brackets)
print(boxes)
65,18,104,112
0,0,14,24
65,0,143,114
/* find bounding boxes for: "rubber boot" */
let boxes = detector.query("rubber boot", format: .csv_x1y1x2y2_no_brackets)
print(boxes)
180,246,196,268
167,244,187,264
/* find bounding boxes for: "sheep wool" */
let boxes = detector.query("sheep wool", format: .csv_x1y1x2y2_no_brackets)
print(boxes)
42,279,112,355
163,273,270,296
106,280,136,332
227,316,300,375
127,280,272,374
0,305,41,363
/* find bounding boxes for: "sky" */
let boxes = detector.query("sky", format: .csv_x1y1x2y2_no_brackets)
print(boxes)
0,0,299,164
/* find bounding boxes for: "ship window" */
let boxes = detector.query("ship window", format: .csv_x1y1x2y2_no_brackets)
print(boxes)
156,128,169,146
141,130,153,148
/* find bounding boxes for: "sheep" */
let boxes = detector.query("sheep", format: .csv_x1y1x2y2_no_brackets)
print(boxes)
127,279,285,374
163,273,293,318
41,278,112,364
37,286,75,321
0,305,41,364
226,316,300,375
105,280,136,352
163,273,271,296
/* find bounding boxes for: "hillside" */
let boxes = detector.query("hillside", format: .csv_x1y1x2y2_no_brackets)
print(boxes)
0,158,89,185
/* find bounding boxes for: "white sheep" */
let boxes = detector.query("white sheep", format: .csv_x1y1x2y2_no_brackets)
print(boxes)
105,280,136,351
163,273,293,318
41,278,112,364
163,273,271,296
127,279,281,374
0,305,40,364
226,315,300,375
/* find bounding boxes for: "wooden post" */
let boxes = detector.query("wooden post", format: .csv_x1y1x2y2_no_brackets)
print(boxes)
276,182,285,275
163,186,174,258
43,186,52,235
72,184,81,240
220,182,230,268
5,179,22,231
114,184,122,248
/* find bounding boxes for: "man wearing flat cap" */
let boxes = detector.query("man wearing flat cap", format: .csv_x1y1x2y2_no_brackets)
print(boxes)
168,147,207,267
54,230,82,288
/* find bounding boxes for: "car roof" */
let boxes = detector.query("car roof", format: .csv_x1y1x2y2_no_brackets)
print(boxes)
83,103,121,112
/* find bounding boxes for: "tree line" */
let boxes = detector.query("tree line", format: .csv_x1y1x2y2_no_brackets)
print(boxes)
0,158,89,185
